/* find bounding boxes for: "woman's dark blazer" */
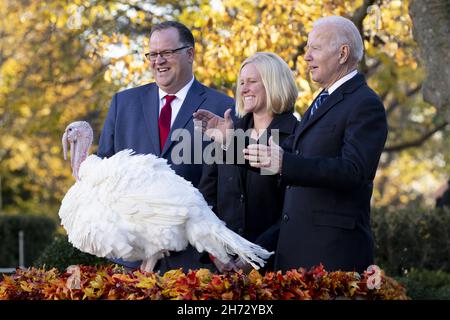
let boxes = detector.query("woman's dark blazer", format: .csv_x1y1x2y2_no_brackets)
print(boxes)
199,112,298,270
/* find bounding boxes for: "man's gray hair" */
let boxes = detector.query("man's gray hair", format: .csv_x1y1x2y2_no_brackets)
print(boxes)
313,16,364,64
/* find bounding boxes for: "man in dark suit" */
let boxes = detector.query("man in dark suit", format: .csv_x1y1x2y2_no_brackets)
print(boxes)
244,16,388,273
98,21,234,272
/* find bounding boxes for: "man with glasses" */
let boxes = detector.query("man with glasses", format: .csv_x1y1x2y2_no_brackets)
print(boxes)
98,21,234,273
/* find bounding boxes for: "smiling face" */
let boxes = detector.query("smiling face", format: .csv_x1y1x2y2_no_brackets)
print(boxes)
304,24,347,89
149,27,194,94
238,63,267,115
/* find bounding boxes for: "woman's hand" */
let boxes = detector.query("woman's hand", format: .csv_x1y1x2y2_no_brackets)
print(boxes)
193,108,234,145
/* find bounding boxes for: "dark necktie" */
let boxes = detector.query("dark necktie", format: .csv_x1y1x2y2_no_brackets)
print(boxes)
158,95,176,150
310,90,329,117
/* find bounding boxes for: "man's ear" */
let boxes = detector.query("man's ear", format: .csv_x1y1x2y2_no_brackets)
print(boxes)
339,45,350,64
187,47,195,63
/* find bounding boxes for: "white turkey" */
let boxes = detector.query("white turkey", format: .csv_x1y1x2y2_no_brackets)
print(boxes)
59,121,272,272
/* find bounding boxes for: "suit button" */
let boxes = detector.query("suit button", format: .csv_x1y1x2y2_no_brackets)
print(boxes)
238,228,244,235
240,194,244,202
283,214,289,222
286,185,291,189
295,150,300,155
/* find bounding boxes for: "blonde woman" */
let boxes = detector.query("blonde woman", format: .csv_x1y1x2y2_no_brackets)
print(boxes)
194,52,299,272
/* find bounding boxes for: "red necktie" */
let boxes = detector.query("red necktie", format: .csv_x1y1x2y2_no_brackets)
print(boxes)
158,95,176,151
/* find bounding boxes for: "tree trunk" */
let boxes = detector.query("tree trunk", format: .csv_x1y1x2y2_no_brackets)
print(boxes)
409,0,450,120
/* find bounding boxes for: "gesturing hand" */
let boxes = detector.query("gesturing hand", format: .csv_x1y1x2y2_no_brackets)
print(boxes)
244,136,284,175
193,108,233,145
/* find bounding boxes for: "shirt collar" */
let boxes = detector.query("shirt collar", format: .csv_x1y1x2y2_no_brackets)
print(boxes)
158,76,195,102
327,70,358,94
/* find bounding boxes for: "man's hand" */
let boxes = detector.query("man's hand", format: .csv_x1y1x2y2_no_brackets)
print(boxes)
193,108,233,145
210,254,237,273
243,136,284,175
233,257,253,273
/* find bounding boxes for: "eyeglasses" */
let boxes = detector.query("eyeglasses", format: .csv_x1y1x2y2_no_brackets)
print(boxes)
144,46,191,61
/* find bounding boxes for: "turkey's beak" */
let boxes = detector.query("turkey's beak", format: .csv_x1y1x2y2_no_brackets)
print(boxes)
62,130,69,161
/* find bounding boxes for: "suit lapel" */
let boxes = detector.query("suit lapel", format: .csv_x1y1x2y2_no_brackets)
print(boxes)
294,73,366,146
267,112,297,139
140,83,161,155
161,80,206,156
296,91,344,138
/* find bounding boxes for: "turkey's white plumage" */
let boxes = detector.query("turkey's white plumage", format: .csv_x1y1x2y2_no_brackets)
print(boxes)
59,129,272,272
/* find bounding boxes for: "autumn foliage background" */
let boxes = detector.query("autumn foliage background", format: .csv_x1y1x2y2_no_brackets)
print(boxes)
1,0,449,299
1,0,448,215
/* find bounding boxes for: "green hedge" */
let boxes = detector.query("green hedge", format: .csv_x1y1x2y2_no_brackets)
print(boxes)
372,207,450,275
0,215,56,267
33,234,108,270
396,269,450,300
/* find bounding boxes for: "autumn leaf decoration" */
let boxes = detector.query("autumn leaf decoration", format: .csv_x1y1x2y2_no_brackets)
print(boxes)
0,264,408,300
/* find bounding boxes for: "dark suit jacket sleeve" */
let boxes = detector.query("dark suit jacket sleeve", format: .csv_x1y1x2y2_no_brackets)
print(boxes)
282,96,387,190
97,93,118,158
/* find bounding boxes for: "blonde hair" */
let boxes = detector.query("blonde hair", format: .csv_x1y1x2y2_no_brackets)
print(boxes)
236,52,298,117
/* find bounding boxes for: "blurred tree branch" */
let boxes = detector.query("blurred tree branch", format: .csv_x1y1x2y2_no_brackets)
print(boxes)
384,120,448,152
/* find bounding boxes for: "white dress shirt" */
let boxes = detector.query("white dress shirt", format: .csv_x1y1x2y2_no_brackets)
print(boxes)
158,76,195,126
327,69,358,94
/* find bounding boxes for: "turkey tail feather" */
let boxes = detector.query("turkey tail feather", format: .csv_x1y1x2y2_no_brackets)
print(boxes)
186,208,273,270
